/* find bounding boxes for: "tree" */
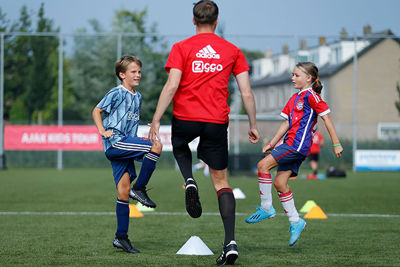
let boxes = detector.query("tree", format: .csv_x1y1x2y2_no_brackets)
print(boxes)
3,4,68,124
4,5,33,123
70,8,169,123
112,9,169,122
0,7,9,32
69,19,123,122
28,3,59,123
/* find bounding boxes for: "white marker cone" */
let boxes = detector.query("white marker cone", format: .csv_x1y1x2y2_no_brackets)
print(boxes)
176,236,214,255
233,188,246,199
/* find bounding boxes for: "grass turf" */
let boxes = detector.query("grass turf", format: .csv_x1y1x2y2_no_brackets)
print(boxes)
0,168,399,266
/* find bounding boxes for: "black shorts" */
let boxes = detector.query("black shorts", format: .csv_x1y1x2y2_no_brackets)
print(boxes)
171,117,228,170
308,153,319,162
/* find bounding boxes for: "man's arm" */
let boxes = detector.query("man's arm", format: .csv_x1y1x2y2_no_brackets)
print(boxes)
235,71,260,144
148,68,182,141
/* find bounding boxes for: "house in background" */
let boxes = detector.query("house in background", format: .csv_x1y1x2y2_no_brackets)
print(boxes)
246,25,400,141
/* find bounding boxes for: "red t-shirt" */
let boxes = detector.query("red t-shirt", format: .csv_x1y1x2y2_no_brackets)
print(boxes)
165,33,249,124
310,131,324,154
281,88,330,156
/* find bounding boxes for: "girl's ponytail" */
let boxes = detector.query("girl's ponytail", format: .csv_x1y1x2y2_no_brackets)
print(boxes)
312,76,323,94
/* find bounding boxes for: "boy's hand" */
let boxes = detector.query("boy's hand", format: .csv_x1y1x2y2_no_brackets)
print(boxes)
100,130,114,138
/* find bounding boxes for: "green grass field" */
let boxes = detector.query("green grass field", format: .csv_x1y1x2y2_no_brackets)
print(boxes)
1,168,399,266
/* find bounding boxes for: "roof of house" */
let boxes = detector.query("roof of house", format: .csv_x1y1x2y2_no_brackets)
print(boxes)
251,30,399,89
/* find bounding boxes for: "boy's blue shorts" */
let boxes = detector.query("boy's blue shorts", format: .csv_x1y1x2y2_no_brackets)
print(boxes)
105,136,152,186
270,143,306,177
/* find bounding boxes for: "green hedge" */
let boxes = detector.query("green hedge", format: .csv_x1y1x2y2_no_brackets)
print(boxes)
3,150,177,169
3,140,400,169
231,139,400,171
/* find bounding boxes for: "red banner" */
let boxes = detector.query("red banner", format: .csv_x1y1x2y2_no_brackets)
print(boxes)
4,125,103,151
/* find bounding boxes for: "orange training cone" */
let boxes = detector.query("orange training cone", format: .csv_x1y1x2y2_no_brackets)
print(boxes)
304,205,327,219
129,204,144,218
299,200,318,213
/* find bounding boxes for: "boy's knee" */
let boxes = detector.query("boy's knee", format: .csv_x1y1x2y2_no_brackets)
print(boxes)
151,140,162,154
117,185,130,200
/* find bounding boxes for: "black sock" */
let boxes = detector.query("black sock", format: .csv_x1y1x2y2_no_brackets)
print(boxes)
217,188,235,245
173,144,193,180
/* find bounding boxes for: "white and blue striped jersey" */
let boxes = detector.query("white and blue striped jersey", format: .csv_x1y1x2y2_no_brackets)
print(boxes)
96,85,142,152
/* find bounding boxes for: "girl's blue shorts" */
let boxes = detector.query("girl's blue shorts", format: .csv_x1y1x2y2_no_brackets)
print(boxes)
270,143,306,177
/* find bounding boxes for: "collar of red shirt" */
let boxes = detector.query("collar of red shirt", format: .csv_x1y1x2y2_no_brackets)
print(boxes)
297,88,312,95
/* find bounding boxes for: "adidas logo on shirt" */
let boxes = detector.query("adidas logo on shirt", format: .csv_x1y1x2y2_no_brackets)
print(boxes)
196,45,220,59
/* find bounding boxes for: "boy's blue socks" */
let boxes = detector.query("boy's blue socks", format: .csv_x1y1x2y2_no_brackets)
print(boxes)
134,152,160,188
116,198,130,236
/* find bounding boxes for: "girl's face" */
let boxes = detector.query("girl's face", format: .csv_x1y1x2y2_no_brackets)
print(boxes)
291,67,312,90
120,62,141,90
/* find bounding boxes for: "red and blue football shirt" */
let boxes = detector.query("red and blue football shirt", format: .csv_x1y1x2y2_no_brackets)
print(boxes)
281,88,330,156
165,33,249,124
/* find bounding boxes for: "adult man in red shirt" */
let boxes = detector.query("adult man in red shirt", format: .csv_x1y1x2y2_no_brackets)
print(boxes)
148,1,259,265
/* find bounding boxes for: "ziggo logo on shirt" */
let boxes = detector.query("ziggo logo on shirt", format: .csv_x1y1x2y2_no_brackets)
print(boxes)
192,60,223,73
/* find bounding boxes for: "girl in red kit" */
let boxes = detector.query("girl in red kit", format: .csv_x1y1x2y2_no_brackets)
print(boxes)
246,62,343,246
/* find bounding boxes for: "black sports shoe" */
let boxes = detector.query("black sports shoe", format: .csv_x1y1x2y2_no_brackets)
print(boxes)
129,186,156,208
185,178,202,218
216,240,238,266
113,235,140,254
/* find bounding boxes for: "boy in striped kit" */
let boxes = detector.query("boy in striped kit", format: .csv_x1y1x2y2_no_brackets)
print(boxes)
245,62,343,246
93,55,162,253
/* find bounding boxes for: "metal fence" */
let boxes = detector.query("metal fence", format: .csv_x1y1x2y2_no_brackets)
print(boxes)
0,31,399,170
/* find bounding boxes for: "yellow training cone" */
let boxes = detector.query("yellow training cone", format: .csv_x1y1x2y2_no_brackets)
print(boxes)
136,202,155,212
304,205,327,219
129,204,144,218
299,200,318,213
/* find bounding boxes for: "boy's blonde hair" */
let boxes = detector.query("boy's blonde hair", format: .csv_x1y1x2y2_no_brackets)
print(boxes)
115,55,142,81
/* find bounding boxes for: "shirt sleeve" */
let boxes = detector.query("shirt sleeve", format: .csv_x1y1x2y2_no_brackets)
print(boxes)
165,43,185,73
232,49,250,76
280,96,292,120
96,89,119,114
308,92,330,116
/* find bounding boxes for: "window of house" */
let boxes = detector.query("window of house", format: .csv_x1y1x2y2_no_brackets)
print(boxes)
333,47,341,64
270,87,277,109
254,90,260,110
298,55,308,62
277,86,284,108
310,53,319,65
273,58,279,73
260,91,266,112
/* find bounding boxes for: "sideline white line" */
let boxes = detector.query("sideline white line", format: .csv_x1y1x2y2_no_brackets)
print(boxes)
0,211,399,218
